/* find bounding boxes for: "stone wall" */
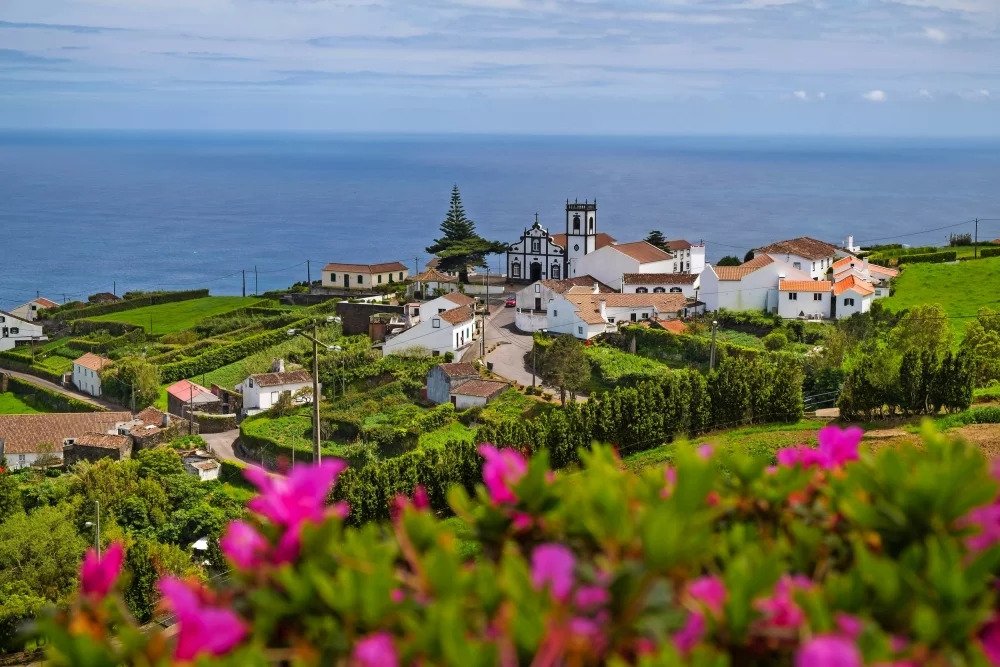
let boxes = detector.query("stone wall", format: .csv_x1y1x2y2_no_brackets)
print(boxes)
335,302,406,336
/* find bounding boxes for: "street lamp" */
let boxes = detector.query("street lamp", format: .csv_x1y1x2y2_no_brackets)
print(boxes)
709,320,719,371
83,499,100,560
288,316,337,464
532,328,547,387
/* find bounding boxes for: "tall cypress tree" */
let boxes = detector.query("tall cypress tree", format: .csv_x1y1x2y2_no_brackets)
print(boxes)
439,185,476,239
426,185,508,283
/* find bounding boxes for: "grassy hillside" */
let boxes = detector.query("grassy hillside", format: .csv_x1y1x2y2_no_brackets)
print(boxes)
881,256,1000,338
0,392,45,414
86,296,260,334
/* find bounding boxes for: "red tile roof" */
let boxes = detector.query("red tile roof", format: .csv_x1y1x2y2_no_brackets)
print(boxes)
165,379,215,403
562,292,688,325
758,237,838,261
665,240,692,250
622,273,697,285
833,274,876,296
779,279,832,292
438,305,476,325
442,292,476,306
713,254,774,281
0,412,132,454
249,370,313,387
550,233,616,251
538,276,617,294
74,353,112,372
323,261,408,274
654,319,688,334
411,268,458,284
436,362,478,378
451,379,509,398
34,297,59,309
73,433,132,450
609,241,673,263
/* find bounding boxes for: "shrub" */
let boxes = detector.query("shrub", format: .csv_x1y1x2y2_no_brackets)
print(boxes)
981,247,1000,259
762,330,788,351
5,376,102,413
897,250,957,265
44,425,1000,666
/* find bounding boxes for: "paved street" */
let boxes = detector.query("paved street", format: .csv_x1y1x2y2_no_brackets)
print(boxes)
481,306,539,387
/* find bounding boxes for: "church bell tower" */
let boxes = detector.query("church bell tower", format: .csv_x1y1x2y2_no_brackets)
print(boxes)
564,199,597,278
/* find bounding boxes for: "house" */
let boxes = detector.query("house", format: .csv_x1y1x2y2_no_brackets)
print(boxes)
513,276,616,333
700,255,811,313
237,360,314,416
832,256,898,299
165,379,220,419
182,452,221,481
507,201,614,283
755,237,840,281
426,362,480,404
0,411,132,469
72,353,112,397
662,240,707,275
321,261,409,291
419,292,477,320
0,310,46,352
778,280,833,320
832,274,875,318
409,267,460,299
129,406,188,447
10,297,58,322
548,288,690,340
382,304,476,357
653,319,688,334
63,433,133,466
450,379,509,409
575,241,675,287
622,273,699,298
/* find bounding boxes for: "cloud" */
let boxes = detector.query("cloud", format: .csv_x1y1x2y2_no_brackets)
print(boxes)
792,90,808,100
0,49,71,66
918,88,933,98
817,91,826,100
863,89,888,102
923,27,948,43
0,20,124,34
152,51,259,62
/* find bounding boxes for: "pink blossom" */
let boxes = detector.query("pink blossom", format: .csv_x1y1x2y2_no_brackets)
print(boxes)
352,631,399,667
478,444,527,505
662,466,677,498
80,541,124,600
697,444,714,459
980,615,1000,665
963,503,1000,552
512,512,534,531
755,576,809,629
835,613,864,640
390,588,406,604
220,520,268,570
412,484,430,509
574,586,609,611
777,426,862,470
569,616,606,649
687,576,726,616
673,611,705,654
245,459,347,527
531,543,576,602
795,635,862,667
158,577,246,661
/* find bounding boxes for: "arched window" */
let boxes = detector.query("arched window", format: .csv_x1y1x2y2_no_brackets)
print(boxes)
589,216,594,231
551,264,560,279
669,287,683,293
573,214,581,232
636,287,649,293
512,262,521,279
653,287,666,293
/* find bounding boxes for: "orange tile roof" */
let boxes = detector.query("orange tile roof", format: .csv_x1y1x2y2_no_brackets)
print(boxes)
562,292,688,325
779,279,832,292
654,319,688,334
438,305,475,325
713,254,774,281
442,292,476,306
665,239,692,250
451,379,509,398
609,241,673,263
74,353,112,372
411,268,458,283
74,433,132,450
833,275,875,296
538,276,617,294
34,297,59,309
550,233,616,251
436,362,478,378
833,256,856,271
758,237,838,260
165,379,215,403
0,412,132,454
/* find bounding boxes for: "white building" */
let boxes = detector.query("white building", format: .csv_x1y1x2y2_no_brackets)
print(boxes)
778,280,833,320
832,256,897,299
183,454,221,481
237,362,314,416
622,273,699,299
832,274,875,318
322,261,409,291
418,292,477,320
507,201,616,283
700,255,811,314
663,240,706,275
575,241,675,287
449,379,509,409
10,297,59,322
72,353,112,397
756,237,840,281
513,276,616,333
409,268,460,299
548,288,690,340
382,305,476,357
0,310,46,353
426,362,480,405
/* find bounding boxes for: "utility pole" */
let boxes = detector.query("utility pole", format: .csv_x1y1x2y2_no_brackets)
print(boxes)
113,281,116,297
306,260,311,286
188,383,194,435
254,266,259,296
312,322,321,464
709,320,719,371
482,266,489,356
242,270,246,298
975,218,980,259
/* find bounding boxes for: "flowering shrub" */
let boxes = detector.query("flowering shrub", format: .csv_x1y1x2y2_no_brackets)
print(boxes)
43,424,1000,665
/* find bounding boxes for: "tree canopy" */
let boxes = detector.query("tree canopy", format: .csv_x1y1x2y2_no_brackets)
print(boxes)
538,336,591,405
717,255,742,266
644,230,667,250
101,356,161,410
425,185,507,283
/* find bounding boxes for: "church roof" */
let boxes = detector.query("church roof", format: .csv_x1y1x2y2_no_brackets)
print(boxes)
608,241,673,264
550,233,616,251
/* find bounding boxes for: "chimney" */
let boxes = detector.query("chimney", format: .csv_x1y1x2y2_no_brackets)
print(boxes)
271,358,285,373
598,299,607,321
862,258,869,272
161,413,171,428
592,282,599,294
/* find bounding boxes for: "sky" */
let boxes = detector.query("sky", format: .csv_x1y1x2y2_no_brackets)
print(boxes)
0,0,998,135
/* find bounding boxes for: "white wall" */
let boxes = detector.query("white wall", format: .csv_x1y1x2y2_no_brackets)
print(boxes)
452,393,491,410
0,313,44,352
835,291,872,319
240,381,313,412
72,363,103,397
701,262,810,314
382,314,475,357
765,253,835,281
322,268,408,290
2,450,62,470
575,246,638,286
514,309,548,333
778,290,830,319
689,245,706,275
623,281,697,298
546,294,609,340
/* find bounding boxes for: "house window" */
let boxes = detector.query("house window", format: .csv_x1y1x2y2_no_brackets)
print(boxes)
573,214,581,231
669,287,682,293
793,262,802,270
432,318,441,328
248,378,254,387
531,239,541,253
654,287,666,293
512,263,521,278
636,287,649,293
388,274,394,283
399,272,404,280
553,309,558,317
630,313,637,321
641,312,649,319
10,328,17,335
534,284,541,293
812,262,816,271
788,293,798,301
578,326,583,335
844,298,855,307
551,264,560,279
330,273,336,281
357,275,363,284
378,274,383,284
811,293,822,301
18,454,25,464
685,262,690,271
608,317,615,323
673,263,678,272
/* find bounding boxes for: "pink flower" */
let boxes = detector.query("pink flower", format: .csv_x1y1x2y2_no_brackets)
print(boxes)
352,631,399,667
158,577,246,661
531,543,576,602
835,613,864,640
390,485,430,520
390,588,406,604
512,512,534,531
687,576,726,616
574,585,609,611
755,576,810,629
673,611,705,654
662,466,677,498
220,520,268,570
569,616,606,649
478,444,527,505
245,459,347,527
795,635,862,667
80,541,124,600
777,426,862,470
412,484,430,509
980,614,1000,665
963,503,1000,552
697,444,714,459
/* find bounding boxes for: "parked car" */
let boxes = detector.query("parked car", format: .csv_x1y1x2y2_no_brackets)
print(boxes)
504,295,516,308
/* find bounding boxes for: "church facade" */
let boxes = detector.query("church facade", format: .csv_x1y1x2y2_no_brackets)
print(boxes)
507,200,606,283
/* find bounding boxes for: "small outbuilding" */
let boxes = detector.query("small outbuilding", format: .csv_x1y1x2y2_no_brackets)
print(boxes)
426,362,479,405
449,379,509,409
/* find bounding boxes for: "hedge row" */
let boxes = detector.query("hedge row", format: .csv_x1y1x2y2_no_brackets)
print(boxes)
980,247,1000,259
0,357,66,384
52,289,210,321
611,325,762,369
67,328,146,354
4,375,103,412
194,412,238,433
896,250,957,265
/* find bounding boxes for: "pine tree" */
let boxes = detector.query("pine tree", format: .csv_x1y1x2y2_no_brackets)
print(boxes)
645,230,667,250
439,185,476,239
425,185,508,283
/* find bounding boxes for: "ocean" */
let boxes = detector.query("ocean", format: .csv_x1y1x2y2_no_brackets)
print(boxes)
1,131,999,310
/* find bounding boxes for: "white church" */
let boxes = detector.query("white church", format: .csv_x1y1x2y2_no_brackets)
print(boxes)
505,199,705,289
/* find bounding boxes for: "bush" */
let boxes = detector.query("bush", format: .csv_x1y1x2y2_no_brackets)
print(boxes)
981,247,1000,259
45,426,1000,666
762,330,788,351
897,250,957,265
5,376,102,413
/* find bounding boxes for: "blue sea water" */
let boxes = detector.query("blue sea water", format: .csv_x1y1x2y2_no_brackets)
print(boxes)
1,131,999,310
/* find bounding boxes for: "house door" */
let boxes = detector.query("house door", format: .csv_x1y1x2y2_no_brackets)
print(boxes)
830,295,837,319
450,396,457,407
343,274,350,289
535,297,541,311
530,262,542,281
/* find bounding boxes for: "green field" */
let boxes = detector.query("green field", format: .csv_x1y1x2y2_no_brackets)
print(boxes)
0,392,45,414
881,256,1000,338
86,296,261,334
